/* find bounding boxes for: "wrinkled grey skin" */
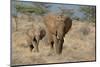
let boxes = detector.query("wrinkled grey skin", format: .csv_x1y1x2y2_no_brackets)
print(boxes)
44,14,72,54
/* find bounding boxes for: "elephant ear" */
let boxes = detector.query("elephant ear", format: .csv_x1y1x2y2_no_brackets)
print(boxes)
40,29,46,40
64,17,72,34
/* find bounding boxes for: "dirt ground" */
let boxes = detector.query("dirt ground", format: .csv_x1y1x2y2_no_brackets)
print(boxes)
11,15,96,66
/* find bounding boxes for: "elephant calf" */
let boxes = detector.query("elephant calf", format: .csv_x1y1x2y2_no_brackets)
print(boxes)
27,22,46,52
44,13,72,54
13,25,46,53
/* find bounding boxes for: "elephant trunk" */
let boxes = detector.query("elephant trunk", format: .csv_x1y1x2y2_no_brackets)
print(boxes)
55,38,64,54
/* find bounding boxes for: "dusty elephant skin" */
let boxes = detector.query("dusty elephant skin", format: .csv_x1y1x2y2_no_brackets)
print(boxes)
44,13,72,54
27,23,46,52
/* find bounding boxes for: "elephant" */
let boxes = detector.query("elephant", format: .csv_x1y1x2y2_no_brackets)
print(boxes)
44,13,72,54
12,26,46,53
26,23,46,52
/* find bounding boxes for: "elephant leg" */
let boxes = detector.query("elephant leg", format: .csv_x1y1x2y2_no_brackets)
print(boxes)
47,41,55,56
35,43,39,52
50,41,54,49
47,33,54,52
53,35,59,54
47,38,55,56
32,38,39,52
29,44,34,52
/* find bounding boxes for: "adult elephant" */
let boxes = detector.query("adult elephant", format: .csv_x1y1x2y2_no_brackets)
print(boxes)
44,13,72,54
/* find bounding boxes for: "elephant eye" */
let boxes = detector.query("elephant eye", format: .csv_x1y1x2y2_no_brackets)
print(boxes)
56,16,61,21
57,16,61,19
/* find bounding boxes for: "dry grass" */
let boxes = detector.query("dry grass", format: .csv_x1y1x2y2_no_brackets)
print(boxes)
11,15,96,66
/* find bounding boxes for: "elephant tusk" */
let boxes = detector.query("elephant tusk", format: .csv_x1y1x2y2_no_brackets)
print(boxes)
57,35,60,40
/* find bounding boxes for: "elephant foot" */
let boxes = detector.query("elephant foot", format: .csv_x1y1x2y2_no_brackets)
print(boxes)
32,48,39,53
47,50,61,56
47,48,55,56
47,52,54,56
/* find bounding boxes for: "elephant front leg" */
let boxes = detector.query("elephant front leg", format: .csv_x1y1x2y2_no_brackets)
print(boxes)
29,44,34,52
47,39,55,56
32,41,39,52
50,41,54,50
52,35,59,54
